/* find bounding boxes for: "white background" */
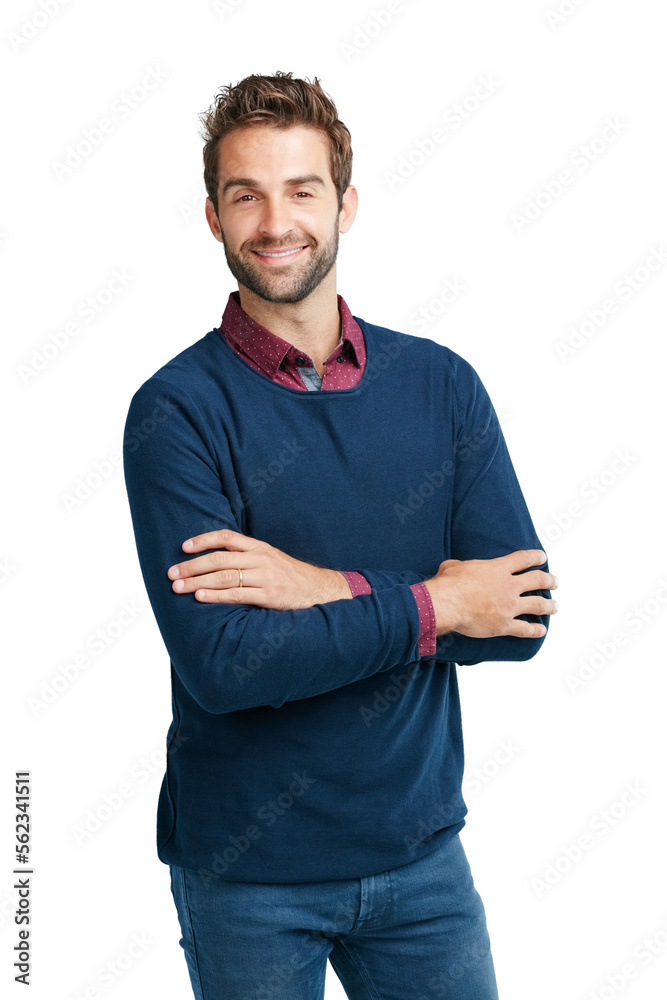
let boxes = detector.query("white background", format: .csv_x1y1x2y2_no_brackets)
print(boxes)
2,1,666,998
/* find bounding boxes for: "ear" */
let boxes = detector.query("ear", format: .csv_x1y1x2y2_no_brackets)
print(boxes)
205,197,223,243
338,185,358,234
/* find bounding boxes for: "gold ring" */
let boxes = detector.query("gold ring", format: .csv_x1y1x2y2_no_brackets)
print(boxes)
238,568,243,588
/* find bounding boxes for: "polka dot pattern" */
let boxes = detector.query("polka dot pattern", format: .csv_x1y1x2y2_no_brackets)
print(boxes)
219,290,366,391
340,571,372,597
410,582,437,657
216,290,437,656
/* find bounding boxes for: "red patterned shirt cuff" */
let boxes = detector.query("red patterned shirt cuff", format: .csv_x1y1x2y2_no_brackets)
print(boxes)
339,571,372,597
410,581,437,657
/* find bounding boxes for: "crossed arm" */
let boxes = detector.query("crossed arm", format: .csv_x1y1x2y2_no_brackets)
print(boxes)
167,528,558,640
123,368,557,715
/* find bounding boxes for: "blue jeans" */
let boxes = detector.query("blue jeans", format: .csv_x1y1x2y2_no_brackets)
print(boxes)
169,830,499,999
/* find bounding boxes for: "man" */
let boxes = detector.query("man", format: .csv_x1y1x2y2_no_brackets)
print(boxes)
123,71,558,1000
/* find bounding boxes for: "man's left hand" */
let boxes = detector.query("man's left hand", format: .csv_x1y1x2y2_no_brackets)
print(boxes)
167,528,352,609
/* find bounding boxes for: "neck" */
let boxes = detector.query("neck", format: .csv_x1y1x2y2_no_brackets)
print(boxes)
236,271,341,370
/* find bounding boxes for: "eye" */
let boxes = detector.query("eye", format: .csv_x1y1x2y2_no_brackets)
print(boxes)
236,194,257,202
294,191,312,198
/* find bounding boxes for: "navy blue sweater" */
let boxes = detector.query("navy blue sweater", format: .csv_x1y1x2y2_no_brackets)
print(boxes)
122,314,550,883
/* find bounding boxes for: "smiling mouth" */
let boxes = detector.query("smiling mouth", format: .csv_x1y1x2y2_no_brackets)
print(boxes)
251,246,308,259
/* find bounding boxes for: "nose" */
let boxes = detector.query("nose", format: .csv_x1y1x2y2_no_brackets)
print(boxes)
256,195,297,243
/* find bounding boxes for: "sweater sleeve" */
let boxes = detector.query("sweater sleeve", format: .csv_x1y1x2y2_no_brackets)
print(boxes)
339,571,436,657
343,354,552,666
438,353,552,663
122,377,424,715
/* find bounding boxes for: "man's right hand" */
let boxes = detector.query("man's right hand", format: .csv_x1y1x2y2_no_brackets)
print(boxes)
423,549,558,639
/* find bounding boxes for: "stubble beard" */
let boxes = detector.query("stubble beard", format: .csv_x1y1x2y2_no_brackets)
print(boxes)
219,216,340,304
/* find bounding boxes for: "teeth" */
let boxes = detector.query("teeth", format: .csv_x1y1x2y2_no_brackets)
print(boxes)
254,247,305,258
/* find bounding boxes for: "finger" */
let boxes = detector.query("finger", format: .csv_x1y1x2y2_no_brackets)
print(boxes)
182,527,256,553
168,550,254,581
505,549,547,573
517,570,559,592
194,586,261,604
505,619,548,639
172,568,247,594
516,596,559,617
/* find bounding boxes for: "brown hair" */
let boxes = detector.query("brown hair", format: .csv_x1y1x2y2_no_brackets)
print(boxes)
198,71,353,216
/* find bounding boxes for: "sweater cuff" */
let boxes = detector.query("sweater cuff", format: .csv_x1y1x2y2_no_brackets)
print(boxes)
410,582,437,657
339,570,372,597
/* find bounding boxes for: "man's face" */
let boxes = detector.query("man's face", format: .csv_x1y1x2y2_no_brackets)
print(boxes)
211,124,350,304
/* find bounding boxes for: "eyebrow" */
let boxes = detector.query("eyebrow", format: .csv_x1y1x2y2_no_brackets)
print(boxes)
222,174,327,197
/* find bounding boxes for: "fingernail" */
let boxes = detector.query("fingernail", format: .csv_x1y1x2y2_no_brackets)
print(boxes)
183,539,194,551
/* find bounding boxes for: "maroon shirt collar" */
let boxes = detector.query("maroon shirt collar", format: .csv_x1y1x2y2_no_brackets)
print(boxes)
219,290,365,380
